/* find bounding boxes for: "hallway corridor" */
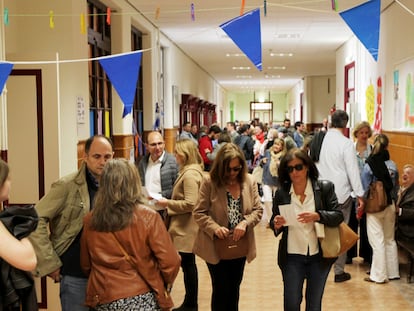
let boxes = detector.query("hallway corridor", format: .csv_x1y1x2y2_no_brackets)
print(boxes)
171,223,414,310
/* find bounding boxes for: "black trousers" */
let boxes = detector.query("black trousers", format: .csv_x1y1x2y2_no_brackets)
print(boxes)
179,252,198,307
347,199,372,263
206,257,246,311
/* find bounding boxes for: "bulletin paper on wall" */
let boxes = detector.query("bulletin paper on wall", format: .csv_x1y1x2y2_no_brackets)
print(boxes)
393,57,414,130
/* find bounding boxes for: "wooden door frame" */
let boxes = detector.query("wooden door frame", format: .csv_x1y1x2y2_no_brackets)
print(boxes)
9,69,47,309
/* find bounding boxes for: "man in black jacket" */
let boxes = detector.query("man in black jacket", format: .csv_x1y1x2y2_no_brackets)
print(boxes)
396,164,414,243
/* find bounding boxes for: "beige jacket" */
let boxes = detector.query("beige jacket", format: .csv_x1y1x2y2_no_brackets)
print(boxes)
193,174,263,264
167,164,204,253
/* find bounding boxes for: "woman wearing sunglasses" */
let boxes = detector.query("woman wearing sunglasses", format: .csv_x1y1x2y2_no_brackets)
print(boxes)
193,143,263,311
270,148,343,311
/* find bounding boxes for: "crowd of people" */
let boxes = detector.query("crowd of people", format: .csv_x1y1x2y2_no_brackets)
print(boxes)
0,110,413,310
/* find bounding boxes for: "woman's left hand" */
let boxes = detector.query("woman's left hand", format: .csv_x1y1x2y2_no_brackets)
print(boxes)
233,220,248,241
156,198,168,208
297,211,320,223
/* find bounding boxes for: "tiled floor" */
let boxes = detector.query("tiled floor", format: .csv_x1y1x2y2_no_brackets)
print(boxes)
171,223,414,310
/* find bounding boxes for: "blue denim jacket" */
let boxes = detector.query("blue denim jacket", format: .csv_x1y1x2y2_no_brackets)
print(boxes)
361,159,399,202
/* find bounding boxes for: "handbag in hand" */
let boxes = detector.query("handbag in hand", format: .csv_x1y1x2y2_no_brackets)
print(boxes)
214,232,248,260
320,222,359,258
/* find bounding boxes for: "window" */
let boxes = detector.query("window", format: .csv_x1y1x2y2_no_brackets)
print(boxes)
87,0,112,137
131,27,144,160
250,101,273,124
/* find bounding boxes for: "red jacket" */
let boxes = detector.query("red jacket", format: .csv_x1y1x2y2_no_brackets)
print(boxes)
199,135,213,165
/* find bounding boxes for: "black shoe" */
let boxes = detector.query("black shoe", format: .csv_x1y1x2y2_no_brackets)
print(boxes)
172,305,198,311
335,272,351,283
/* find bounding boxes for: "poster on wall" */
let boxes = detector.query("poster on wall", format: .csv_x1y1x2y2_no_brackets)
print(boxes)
393,57,414,130
364,76,383,133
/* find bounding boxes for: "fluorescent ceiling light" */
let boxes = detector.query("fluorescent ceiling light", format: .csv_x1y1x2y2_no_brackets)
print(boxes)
226,53,245,57
270,52,293,57
267,66,286,70
275,33,301,39
232,66,251,70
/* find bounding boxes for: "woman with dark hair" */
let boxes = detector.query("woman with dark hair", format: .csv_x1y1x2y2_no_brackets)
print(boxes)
271,148,343,311
360,134,400,283
80,159,181,310
193,143,262,311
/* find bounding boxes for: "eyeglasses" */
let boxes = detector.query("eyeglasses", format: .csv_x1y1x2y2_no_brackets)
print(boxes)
227,166,242,173
148,142,164,147
287,164,304,173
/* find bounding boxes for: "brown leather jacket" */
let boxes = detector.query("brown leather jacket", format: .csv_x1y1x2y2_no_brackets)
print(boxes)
80,205,181,308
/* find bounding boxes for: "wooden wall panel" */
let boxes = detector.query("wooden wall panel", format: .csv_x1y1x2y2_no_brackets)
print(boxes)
383,131,414,173
112,134,134,160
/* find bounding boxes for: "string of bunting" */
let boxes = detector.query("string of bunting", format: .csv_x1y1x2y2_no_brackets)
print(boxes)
1,1,414,25
0,48,152,117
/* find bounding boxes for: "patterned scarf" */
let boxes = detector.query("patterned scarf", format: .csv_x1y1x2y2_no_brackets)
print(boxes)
269,150,283,177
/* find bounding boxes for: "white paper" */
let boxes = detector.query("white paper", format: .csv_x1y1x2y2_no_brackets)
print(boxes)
278,204,299,226
149,191,163,201
142,187,163,201
314,223,325,238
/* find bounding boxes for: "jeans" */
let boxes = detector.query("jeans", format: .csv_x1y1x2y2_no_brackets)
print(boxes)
60,275,89,311
282,254,332,311
206,257,246,311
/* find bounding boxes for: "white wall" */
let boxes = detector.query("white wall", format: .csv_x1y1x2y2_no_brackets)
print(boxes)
379,1,414,130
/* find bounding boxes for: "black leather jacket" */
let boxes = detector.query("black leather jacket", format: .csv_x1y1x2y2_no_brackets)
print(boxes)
397,183,414,242
270,179,343,268
0,205,39,311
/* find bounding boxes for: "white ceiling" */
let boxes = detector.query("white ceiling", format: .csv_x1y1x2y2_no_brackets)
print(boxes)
127,0,371,92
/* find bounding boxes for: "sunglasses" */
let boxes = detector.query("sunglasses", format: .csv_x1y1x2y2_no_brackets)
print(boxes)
227,166,242,173
287,164,304,173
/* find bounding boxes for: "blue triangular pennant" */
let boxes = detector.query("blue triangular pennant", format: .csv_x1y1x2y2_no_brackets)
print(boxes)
99,52,142,117
220,8,262,71
340,0,380,61
0,62,14,94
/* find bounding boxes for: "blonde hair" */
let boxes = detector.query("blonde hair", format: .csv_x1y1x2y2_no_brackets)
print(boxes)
403,164,414,170
174,139,204,170
272,138,286,155
371,134,389,155
353,121,373,139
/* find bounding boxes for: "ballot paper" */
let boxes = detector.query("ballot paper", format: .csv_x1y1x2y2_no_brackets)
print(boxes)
142,187,163,201
314,223,325,238
278,204,299,226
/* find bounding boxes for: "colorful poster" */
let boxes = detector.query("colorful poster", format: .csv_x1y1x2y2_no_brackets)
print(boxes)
394,58,414,129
